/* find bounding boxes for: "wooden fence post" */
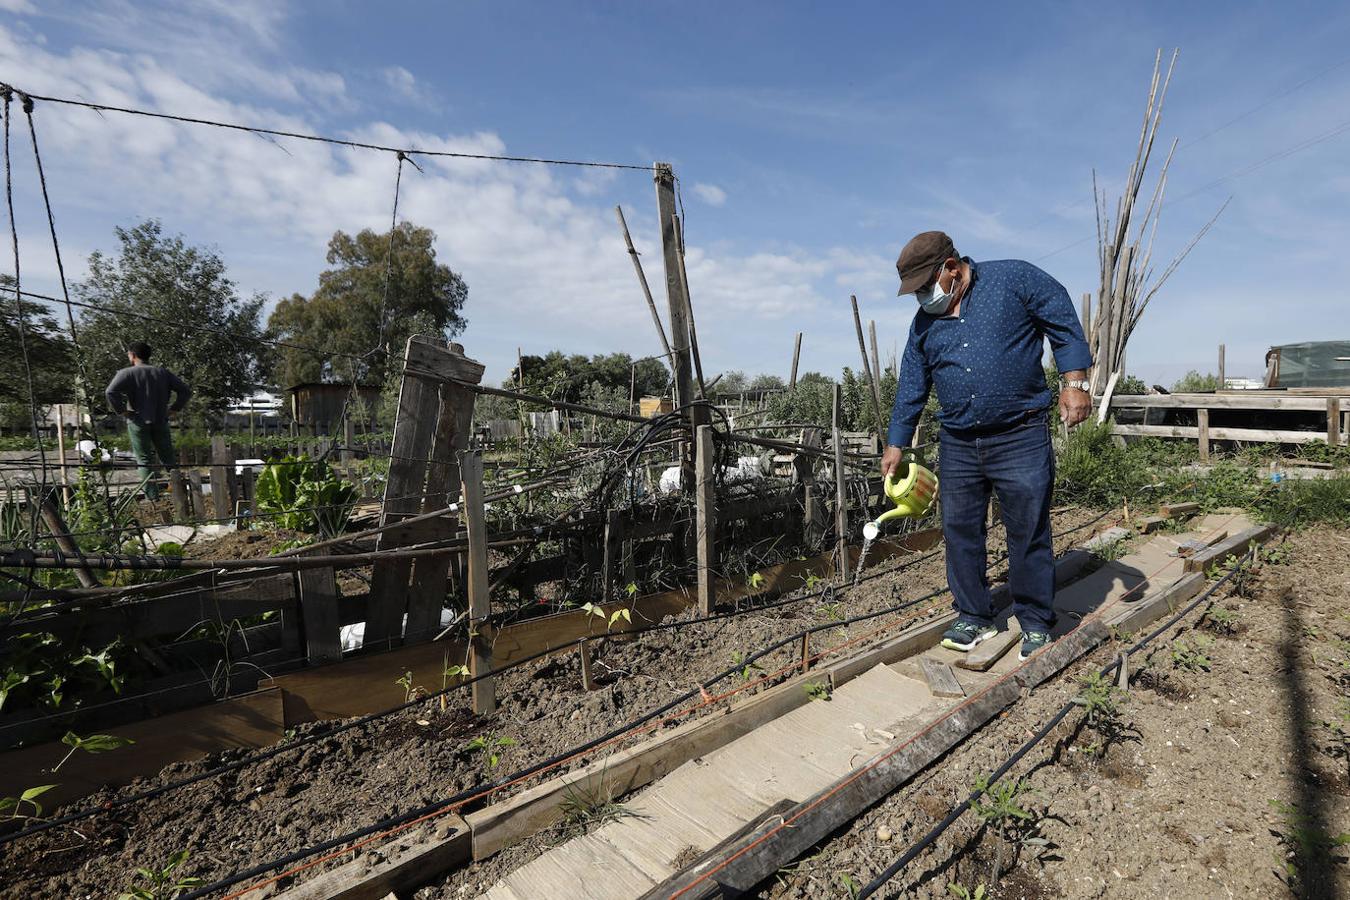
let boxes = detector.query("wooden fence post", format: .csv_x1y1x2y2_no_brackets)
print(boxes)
789,332,802,390
694,424,717,615
602,508,625,602
187,471,207,521
210,435,236,521
461,449,496,716
654,162,701,494
168,470,191,522
1329,398,1342,447
38,493,100,588
832,385,851,580
796,427,825,547
297,549,342,665
1218,343,1226,390
1197,408,1211,462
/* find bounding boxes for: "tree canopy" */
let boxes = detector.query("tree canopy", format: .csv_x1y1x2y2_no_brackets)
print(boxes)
267,223,468,388
510,351,669,405
74,221,264,420
0,275,75,427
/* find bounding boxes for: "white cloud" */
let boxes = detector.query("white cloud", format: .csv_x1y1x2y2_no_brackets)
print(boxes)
0,0,37,13
691,182,727,207
0,14,882,383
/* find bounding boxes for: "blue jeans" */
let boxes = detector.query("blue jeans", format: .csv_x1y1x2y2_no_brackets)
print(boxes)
938,413,1056,633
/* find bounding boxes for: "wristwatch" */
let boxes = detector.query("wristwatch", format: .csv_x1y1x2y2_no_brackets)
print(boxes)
1062,379,1090,391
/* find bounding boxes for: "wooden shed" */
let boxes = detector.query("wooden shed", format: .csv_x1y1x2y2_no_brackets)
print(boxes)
287,382,381,431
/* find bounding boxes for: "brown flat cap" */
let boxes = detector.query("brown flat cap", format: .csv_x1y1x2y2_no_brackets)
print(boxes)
896,230,956,295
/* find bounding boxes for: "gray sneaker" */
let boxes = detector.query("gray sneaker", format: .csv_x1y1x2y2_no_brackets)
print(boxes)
941,618,998,652
1018,631,1053,661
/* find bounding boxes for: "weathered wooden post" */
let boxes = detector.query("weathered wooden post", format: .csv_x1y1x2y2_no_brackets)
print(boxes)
851,296,885,442
796,427,825,547
1218,343,1226,390
209,435,236,521
832,385,851,580
654,162,703,492
168,470,191,522
602,508,625,602
789,332,802,390
187,471,207,520
461,449,496,716
38,492,99,588
694,424,717,615
297,548,342,665
1329,398,1342,447
1197,408,1211,462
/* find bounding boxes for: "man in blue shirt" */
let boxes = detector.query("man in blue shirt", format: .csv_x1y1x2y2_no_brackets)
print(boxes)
882,231,1092,661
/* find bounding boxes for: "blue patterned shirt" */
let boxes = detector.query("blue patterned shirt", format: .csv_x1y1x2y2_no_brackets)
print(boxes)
887,258,1092,446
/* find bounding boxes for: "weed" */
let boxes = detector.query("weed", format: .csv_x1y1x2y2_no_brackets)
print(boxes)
1269,799,1350,888
804,681,831,702
731,651,763,682
395,670,420,703
557,782,635,839
817,602,845,622
804,572,823,591
464,733,517,771
1093,537,1128,562
746,572,767,592
1202,605,1241,635
1071,672,1120,727
836,872,861,899
117,848,204,900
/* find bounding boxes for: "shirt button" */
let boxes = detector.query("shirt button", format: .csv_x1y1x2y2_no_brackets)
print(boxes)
962,342,968,347
966,368,971,373
970,394,975,399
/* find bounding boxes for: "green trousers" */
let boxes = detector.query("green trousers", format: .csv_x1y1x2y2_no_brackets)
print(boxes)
126,420,176,500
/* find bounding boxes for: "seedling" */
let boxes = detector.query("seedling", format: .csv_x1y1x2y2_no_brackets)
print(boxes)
117,848,204,900
1071,671,1121,727
1269,799,1350,888
1,784,55,820
53,731,135,773
395,671,425,703
1093,536,1128,562
625,582,639,598
804,681,831,702
817,602,845,623
970,775,1048,884
804,572,823,591
609,608,632,630
1170,639,1211,673
442,655,470,712
730,651,763,682
1203,605,1240,635
837,872,861,899
746,572,766,592
464,733,517,771
948,884,988,900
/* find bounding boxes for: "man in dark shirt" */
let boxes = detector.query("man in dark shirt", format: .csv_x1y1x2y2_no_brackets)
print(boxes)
105,341,191,500
883,231,1092,661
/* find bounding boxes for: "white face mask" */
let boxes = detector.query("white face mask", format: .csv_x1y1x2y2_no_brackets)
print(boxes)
916,267,956,315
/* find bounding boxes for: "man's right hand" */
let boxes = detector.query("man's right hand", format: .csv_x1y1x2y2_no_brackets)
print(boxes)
881,445,906,478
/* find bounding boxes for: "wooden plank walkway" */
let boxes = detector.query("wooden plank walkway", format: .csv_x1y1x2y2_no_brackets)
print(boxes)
481,513,1254,900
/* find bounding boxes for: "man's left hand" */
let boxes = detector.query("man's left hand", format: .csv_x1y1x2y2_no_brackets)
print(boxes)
1059,388,1092,428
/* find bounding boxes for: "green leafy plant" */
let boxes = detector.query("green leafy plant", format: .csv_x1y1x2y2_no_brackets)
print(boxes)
117,848,204,899
948,884,988,900
1,784,55,820
731,651,763,682
837,872,861,899
804,572,823,591
1269,799,1350,888
440,657,469,712
804,681,831,702
254,455,358,536
395,670,421,703
1072,671,1121,727
1203,605,1240,635
54,730,135,772
464,733,517,771
557,782,635,839
1170,639,1212,673
970,775,1048,885
745,572,766,592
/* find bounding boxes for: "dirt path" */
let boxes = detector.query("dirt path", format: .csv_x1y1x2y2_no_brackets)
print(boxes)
763,526,1350,900
0,510,1104,899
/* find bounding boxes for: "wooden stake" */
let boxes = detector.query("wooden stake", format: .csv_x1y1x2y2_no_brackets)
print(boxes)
461,450,496,716
868,320,884,410
789,332,802,390
1218,343,1226,390
694,424,717,615
1329,398,1342,447
1197,407,1210,462
654,163,700,496
850,295,885,443
602,508,624,602
579,639,596,691
832,385,850,581
1116,651,1129,691
615,204,674,369
672,214,707,397
187,471,207,520
38,494,100,588
54,405,70,506
210,435,235,520
800,632,811,674
169,470,191,522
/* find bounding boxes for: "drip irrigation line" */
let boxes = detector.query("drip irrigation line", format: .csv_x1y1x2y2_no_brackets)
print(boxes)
857,543,1255,899
163,516,1111,899
0,82,653,171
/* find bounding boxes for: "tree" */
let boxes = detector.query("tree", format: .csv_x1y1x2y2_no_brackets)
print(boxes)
509,351,667,406
0,275,75,428
1171,370,1220,393
267,223,468,388
74,221,264,420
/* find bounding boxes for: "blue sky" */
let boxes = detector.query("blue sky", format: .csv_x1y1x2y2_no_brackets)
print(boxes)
2,0,1348,388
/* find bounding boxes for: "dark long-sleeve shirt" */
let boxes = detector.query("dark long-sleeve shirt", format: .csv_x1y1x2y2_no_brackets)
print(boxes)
105,364,191,426
887,258,1091,446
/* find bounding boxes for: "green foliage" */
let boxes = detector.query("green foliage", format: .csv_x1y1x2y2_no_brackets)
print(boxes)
730,651,763,682
1269,799,1350,887
464,733,517,770
117,848,204,900
267,223,468,388
1170,638,1212,672
509,350,668,409
1115,374,1148,395
970,775,1036,828
0,275,76,427
804,681,831,702
55,731,135,772
76,220,263,420
254,455,357,536
837,872,861,898
557,783,634,838
1071,671,1121,727
1171,370,1221,393
1,784,56,820
948,884,988,900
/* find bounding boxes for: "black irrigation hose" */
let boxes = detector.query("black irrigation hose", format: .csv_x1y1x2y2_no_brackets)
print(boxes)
857,543,1255,899
1,509,1111,849
170,513,1114,899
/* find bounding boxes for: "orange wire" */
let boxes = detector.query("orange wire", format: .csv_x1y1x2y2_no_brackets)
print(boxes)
221,515,1130,898
669,512,1245,897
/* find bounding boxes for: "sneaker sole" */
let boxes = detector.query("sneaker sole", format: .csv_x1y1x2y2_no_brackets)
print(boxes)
1018,645,1050,661
941,629,997,653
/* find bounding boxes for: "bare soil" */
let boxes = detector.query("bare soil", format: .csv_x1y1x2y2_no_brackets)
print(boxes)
0,508,1103,899
760,527,1350,900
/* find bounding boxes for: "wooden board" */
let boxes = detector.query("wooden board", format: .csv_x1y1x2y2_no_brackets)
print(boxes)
956,626,1021,672
297,554,342,665
0,687,284,812
919,657,965,698
1159,501,1200,517
1184,524,1275,572
277,816,470,900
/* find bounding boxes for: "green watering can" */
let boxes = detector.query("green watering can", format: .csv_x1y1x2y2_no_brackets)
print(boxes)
862,459,939,541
